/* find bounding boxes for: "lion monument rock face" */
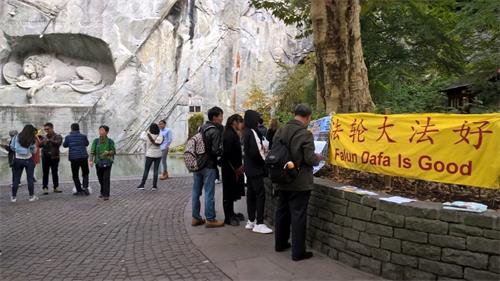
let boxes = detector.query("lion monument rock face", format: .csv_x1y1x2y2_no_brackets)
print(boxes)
3,54,105,103
0,0,312,153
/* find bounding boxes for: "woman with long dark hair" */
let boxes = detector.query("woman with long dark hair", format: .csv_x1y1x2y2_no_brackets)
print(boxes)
221,114,246,226
137,123,164,190
10,125,38,202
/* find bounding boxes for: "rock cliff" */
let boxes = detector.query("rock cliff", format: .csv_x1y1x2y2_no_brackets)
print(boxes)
0,0,312,152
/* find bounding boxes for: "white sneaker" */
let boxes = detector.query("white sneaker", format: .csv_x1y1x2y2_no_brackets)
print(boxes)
245,220,256,230
215,179,221,184
10,196,16,203
252,224,273,234
28,195,39,202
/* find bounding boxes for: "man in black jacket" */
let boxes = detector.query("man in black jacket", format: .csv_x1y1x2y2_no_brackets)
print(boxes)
191,106,225,228
243,110,273,234
273,104,322,261
40,122,63,195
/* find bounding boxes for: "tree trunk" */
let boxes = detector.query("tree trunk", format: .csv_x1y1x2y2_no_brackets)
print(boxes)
311,0,374,113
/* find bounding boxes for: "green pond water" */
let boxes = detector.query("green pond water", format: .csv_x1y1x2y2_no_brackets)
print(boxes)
0,154,188,184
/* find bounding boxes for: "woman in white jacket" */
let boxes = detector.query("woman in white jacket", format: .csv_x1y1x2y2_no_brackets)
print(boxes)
137,123,164,190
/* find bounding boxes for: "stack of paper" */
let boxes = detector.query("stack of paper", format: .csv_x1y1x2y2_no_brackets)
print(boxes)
443,201,488,213
379,196,416,204
334,185,378,196
313,141,328,174
313,160,325,174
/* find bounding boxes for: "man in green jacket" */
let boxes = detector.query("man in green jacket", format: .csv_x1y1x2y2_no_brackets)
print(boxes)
273,103,322,261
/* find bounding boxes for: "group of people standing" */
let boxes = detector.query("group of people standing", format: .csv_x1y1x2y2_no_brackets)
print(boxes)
4,103,320,262
3,120,173,202
3,123,116,201
191,104,322,261
189,107,272,233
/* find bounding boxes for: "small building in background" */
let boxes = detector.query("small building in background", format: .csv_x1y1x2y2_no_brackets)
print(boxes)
439,83,476,113
439,69,500,113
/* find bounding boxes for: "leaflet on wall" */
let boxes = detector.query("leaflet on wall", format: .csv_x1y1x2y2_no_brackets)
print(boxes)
310,115,331,174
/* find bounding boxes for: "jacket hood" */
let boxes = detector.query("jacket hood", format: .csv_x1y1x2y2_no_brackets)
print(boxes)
244,110,260,131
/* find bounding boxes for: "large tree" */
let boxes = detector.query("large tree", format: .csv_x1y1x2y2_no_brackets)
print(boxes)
253,0,499,113
252,0,373,113
311,0,374,113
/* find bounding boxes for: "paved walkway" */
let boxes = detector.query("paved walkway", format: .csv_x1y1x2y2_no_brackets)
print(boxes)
187,183,381,281
0,177,380,280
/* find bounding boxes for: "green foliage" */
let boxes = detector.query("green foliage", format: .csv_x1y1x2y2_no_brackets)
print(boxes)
252,0,499,113
453,0,500,109
240,54,324,123
169,144,186,154
243,84,273,124
275,111,293,124
274,54,320,116
188,113,204,139
469,80,500,113
250,0,311,38
362,0,499,112
374,78,450,113
362,0,465,78
361,0,465,109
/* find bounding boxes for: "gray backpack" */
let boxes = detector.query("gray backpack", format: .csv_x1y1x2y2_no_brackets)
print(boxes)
183,126,214,172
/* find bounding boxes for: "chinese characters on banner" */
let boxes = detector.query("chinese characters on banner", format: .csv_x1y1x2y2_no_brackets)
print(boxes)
328,113,500,189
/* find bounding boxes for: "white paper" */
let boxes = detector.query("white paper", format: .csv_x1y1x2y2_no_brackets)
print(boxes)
354,190,378,196
314,141,327,154
443,201,487,213
334,185,378,196
379,196,416,204
313,160,325,174
313,141,327,174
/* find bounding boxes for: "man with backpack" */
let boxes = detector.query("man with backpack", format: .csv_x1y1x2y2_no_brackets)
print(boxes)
190,106,225,228
271,104,322,261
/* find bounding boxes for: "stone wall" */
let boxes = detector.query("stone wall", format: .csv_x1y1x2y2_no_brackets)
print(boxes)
264,178,500,280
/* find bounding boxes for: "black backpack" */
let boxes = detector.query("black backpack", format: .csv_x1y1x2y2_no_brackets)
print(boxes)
265,128,300,184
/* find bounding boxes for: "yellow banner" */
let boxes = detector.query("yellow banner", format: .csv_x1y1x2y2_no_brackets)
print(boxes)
328,113,500,189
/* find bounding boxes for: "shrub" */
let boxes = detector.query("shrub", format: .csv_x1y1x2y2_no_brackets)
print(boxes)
188,113,204,139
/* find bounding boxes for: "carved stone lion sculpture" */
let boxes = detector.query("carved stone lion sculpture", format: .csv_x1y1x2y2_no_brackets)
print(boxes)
3,54,105,103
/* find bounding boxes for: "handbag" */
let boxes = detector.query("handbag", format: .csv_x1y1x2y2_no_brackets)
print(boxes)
97,159,112,168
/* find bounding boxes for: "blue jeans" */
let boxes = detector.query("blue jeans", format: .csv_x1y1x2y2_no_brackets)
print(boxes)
12,158,35,197
139,157,161,188
192,168,217,221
